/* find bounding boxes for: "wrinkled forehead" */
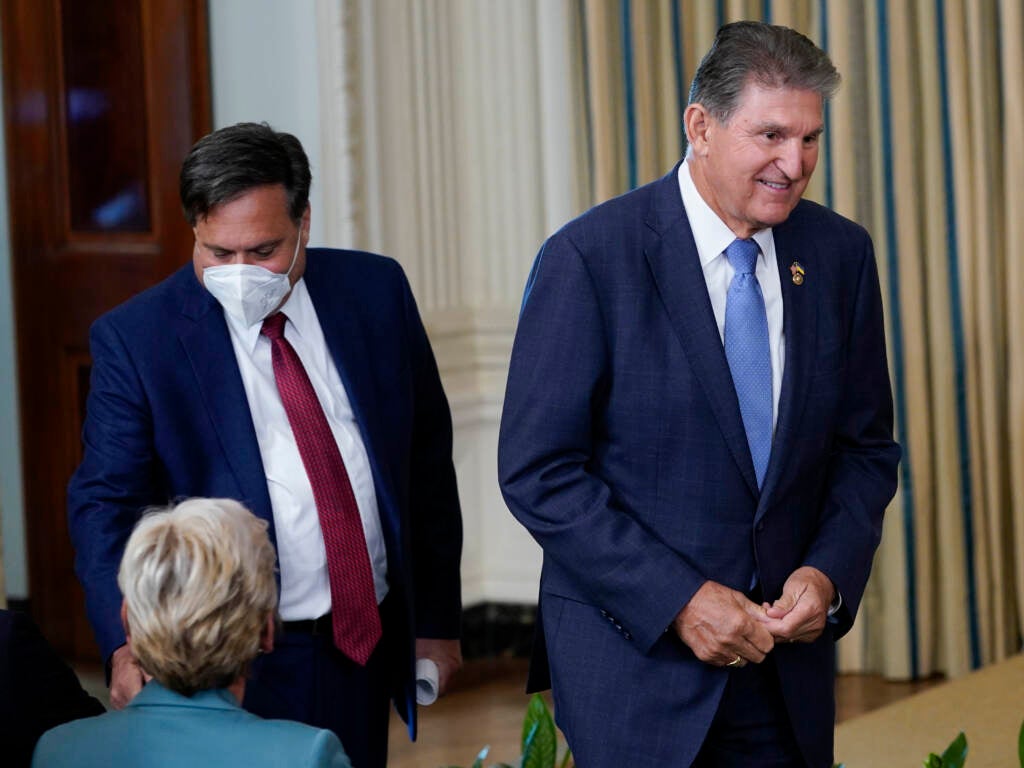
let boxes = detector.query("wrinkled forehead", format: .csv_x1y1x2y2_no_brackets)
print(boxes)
728,81,824,124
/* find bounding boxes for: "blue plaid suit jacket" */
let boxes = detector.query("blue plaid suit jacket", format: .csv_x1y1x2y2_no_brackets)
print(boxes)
499,164,900,768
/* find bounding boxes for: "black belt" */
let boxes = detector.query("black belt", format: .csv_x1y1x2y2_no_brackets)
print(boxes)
281,613,333,635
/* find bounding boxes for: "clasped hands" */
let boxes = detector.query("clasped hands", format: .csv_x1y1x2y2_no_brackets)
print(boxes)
671,566,834,669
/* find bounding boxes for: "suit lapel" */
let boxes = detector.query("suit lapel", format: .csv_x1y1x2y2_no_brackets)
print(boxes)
177,276,273,525
643,167,760,496
302,255,380,443
757,216,818,513
302,255,399,531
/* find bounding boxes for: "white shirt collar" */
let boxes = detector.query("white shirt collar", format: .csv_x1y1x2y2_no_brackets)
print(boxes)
221,276,314,354
678,160,773,264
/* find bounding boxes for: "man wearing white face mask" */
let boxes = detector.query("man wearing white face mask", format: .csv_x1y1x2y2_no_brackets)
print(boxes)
200,226,302,326
67,122,464,768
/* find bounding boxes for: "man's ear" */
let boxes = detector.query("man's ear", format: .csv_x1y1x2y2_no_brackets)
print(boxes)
120,601,132,648
684,103,713,157
300,204,311,244
259,613,275,655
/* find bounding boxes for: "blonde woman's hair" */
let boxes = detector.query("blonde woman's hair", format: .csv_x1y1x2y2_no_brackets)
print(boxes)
118,498,277,695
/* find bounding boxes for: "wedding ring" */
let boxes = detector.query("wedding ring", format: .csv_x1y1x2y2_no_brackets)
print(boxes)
726,655,742,667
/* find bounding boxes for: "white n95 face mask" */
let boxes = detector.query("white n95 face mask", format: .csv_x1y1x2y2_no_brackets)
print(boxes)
202,231,302,327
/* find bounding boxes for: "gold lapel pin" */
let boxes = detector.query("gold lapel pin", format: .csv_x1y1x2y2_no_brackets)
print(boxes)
790,262,805,286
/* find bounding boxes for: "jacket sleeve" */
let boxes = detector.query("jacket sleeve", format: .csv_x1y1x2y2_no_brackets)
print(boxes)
67,315,165,662
801,236,901,637
313,728,352,768
498,234,708,654
397,266,463,639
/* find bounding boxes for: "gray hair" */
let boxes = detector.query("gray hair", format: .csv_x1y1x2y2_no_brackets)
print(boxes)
118,498,278,696
688,21,840,124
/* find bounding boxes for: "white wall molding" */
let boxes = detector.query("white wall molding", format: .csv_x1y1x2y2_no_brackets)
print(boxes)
0,23,27,599
209,0,326,244
426,305,518,421
325,1,588,607
314,0,357,248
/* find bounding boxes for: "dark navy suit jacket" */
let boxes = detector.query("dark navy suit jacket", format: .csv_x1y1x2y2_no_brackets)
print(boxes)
498,166,900,768
67,248,462,735
0,609,104,768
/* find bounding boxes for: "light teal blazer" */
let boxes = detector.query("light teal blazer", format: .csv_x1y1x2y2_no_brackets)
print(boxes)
32,680,351,768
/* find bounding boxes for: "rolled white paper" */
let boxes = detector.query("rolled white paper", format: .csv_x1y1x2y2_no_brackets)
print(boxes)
415,658,440,705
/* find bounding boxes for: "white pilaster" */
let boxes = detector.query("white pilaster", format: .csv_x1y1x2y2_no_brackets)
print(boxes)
324,0,586,607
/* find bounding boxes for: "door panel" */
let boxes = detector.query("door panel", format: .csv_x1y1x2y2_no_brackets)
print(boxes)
2,0,211,660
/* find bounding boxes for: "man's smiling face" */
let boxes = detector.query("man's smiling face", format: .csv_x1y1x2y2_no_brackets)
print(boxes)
686,80,823,238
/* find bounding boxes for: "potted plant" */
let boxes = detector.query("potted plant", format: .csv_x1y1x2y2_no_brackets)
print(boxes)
446,693,573,768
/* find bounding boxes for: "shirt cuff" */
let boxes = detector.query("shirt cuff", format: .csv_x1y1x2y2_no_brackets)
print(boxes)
826,589,842,618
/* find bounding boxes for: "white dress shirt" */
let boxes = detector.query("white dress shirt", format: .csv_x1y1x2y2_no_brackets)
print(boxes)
221,277,389,620
677,161,785,429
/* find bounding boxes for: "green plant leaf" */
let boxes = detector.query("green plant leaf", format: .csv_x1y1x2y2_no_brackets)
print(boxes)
470,745,490,768
521,694,558,768
923,754,942,768
1018,717,1024,768
940,732,968,768
520,722,538,768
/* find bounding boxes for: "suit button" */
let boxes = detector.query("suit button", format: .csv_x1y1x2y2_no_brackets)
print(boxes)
757,521,766,532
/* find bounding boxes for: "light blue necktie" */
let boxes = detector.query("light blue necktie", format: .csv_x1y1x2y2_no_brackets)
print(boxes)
724,238,772,489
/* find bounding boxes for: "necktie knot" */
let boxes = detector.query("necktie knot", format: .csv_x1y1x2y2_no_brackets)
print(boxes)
725,238,759,275
261,312,287,341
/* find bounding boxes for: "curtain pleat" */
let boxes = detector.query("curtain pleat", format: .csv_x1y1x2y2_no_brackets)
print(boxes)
1001,0,1024,658
580,0,628,200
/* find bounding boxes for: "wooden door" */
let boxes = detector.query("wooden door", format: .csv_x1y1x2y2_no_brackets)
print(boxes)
2,0,210,660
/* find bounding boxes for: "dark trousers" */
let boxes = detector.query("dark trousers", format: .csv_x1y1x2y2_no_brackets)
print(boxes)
691,658,807,768
243,609,397,768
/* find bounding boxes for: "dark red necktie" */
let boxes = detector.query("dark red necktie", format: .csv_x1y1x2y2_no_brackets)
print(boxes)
261,311,382,665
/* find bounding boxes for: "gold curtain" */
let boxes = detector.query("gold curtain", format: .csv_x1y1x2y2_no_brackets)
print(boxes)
567,0,1024,679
